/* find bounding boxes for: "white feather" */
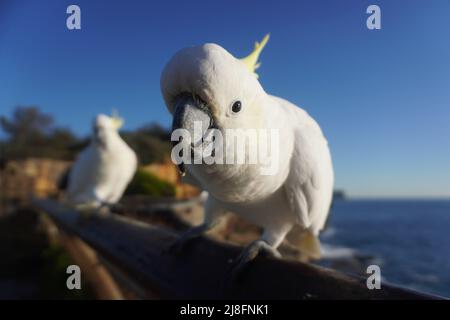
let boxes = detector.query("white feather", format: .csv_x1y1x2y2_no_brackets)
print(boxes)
162,42,334,255
66,114,137,208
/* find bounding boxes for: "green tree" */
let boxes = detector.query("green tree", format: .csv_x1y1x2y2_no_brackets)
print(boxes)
0,106,79,161
0,107,172,164
1,106,52,145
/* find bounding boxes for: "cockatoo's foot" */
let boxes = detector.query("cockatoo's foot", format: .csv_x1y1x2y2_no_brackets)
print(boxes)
164,224,210,255
229,240,281,281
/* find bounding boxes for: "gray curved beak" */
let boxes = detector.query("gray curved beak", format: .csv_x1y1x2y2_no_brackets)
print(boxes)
171,94,214,175
172,94,212,136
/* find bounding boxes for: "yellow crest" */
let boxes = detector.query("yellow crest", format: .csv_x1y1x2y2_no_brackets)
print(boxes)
111,109,124,129
239,34,270,78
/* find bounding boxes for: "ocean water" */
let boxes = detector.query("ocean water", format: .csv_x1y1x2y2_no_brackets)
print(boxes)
319,199,450,298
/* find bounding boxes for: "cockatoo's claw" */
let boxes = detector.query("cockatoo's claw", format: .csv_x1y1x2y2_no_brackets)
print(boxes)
229,240,281,282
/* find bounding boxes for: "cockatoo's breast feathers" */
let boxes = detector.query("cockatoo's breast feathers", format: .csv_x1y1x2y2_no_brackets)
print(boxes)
161,43,263,117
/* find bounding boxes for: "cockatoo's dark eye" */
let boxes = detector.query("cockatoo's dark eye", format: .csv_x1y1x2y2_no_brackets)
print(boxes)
231,101,242,113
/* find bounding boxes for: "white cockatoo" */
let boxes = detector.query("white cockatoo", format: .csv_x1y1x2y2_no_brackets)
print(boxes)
65,113,137,210
161,35,333,275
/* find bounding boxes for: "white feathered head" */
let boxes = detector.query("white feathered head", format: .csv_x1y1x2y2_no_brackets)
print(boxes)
161,34,270,131
160,35,271,179
92,113,123,143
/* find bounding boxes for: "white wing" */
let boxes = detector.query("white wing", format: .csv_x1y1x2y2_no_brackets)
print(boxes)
275,97,334,235
103,141,137,203
66,144,101,204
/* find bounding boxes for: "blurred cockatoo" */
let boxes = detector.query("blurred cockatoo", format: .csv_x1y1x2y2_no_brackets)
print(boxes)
161,34,333,275
65,113,137,210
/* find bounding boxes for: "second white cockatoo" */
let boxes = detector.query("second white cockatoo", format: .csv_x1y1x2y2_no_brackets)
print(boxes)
161,34,333,276
65,113,137,210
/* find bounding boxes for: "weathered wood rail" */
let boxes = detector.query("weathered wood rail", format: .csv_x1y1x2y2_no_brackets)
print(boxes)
33,198,443,300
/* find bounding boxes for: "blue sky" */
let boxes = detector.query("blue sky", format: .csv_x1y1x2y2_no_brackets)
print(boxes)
1,0,449,198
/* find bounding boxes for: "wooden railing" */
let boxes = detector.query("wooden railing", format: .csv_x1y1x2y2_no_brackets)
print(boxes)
33,198,442,300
